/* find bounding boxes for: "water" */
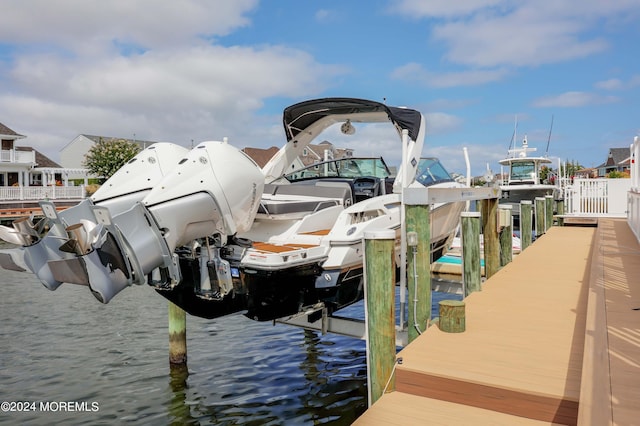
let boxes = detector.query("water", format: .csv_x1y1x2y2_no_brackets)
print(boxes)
0,254,460,425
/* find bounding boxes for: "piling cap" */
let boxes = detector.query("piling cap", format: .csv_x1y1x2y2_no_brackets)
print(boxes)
364,230,396,240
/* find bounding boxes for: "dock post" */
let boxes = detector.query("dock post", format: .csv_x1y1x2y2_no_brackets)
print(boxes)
535,197,546,237
557,199,565,226
438,300,466,333
545,195,554,230
168,302,187,366
405,203,431,343
461,212,482,296
498,204,513,266
480,198,500,279
520,200,533,250
363,230,396,406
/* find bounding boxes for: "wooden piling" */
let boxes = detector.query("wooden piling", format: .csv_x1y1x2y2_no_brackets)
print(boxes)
168,302,187,365
557,199,565,226
438,300,466,333
405,204,431,343
461,212,482,296
545,195,554,230
364,230,396,406
498,205,513,266
480,198,500,279
520,200,533,250
535,197,546,237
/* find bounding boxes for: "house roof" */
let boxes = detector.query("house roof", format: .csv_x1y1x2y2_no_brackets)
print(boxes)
242,146,280,168
80,134,160,150
606,147,630,166
16,146,61,168
0,122,25,139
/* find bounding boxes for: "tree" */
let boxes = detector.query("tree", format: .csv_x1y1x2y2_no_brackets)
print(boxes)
83,138,141,183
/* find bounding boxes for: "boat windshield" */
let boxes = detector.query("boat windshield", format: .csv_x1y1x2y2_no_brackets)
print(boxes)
510,161,536,181
415,158,455,186
284,157,391,182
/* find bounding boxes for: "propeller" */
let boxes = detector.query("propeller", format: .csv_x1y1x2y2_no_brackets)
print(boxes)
59,220,102,255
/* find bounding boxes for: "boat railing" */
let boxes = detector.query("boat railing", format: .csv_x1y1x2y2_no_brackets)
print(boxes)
564,178,630,217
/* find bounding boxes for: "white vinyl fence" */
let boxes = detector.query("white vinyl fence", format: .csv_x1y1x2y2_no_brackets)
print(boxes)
0,186,85,201
629,136,639,242
564,178,630,217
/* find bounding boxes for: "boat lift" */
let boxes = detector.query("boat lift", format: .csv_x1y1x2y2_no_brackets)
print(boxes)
277,185,501,347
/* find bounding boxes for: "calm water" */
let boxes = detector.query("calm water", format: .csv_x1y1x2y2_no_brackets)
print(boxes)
0,249,460,425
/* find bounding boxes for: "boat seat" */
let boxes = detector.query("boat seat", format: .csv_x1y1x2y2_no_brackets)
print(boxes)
258,181,353,217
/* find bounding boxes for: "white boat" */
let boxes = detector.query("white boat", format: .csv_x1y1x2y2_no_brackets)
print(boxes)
0,97,466,322
498,135,559,218
201,98,467,320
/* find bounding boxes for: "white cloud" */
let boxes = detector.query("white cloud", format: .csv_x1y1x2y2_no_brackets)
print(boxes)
595,75,640,90
595,78,624,90
532,91,619,108
391,0,505,19
0,0,258,53
390,0,640,68
0,1,349,162
391,62,510,87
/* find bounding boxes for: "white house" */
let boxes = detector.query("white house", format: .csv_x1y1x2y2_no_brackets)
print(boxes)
60,134,160,180
0,122,88,204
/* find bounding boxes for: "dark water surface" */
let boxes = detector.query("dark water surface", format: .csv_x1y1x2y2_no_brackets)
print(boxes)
0,256,459,425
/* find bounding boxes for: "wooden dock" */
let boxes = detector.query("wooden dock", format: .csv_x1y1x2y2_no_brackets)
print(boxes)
353,218,639,425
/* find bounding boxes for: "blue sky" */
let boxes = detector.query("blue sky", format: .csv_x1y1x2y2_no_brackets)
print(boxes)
0,0,639,176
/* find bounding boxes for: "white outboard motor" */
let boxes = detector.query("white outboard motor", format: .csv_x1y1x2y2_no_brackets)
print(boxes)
37,140,264,303
91,142,191,216
0,142,189,293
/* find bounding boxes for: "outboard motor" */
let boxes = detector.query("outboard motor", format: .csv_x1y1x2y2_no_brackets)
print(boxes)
13,140,264,303
0,142,189,294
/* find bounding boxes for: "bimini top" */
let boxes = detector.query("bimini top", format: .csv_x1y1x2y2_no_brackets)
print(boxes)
282,97,423,143
262,97,426,187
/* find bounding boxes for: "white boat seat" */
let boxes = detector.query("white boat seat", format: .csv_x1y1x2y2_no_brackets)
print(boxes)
258,181,353,217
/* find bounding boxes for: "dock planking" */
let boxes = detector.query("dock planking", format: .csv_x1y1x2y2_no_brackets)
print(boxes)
354,219,640,425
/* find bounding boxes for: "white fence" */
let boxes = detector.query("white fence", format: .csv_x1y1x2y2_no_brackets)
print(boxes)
0,186,85,201
629,136,639,242
564,178,631,217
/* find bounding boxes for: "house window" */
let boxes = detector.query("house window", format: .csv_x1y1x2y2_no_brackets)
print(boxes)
303,148,308,156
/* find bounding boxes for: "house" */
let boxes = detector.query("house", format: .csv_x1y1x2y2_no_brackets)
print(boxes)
0,122,88,205
60,134,160,179
596,147,631,177
574,167,599,179
242,141,354,175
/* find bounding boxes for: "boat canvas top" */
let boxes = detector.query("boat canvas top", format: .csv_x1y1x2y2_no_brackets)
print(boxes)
261,97,425,191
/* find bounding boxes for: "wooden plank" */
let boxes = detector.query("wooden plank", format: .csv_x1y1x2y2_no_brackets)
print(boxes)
353,391,561,425
580,219,640,426
391,226,595,424
250,241,317,253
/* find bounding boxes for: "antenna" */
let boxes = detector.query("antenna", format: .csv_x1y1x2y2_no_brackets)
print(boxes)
545,115,554,157
507,115,517,155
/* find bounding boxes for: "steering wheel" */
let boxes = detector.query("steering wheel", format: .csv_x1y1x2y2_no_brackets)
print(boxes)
353,177,381,198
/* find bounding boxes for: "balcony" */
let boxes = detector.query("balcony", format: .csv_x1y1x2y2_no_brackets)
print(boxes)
0,149,36,164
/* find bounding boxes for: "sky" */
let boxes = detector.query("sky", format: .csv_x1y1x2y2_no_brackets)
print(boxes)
0,0,639,177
